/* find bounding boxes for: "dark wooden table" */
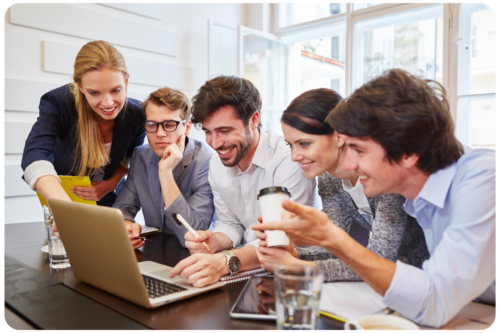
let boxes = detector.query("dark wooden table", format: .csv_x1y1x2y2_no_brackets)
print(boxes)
5,222,344,330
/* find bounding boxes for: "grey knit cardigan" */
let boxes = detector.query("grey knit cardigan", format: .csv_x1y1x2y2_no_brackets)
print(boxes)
297,172,430,282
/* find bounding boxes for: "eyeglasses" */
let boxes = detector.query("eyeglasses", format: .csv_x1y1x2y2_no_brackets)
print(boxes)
144,120,186,133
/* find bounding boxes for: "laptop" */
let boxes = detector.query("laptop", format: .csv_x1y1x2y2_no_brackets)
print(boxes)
47,198,224,308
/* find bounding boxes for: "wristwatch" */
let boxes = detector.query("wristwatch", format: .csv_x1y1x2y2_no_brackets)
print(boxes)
221,250,241,276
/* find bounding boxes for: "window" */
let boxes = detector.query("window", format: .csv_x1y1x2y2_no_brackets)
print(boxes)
352,3,382,11
455,4,496,149
295,30,346,97
208,21,238,77
217,3,496,149
278,3,346,28
240,27,290,134
352,5,443,89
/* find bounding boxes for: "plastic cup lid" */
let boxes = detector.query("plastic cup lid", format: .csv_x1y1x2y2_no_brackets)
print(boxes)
257,187,291,200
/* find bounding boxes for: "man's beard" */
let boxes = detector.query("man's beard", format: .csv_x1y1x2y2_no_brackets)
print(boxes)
219,127,253,168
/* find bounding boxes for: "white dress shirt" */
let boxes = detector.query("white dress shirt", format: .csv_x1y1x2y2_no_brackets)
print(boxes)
383,148,495,327
210,130,316,248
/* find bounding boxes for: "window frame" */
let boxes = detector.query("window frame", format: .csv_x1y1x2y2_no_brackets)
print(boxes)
273,2,457,98
450,3,496,148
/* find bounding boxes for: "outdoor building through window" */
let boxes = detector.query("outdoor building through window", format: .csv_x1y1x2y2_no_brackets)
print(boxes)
210,4,496,148
278,3,347,28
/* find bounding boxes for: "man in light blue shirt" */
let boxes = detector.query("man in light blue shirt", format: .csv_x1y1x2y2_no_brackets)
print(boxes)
252,69,495,327
385,147,495,325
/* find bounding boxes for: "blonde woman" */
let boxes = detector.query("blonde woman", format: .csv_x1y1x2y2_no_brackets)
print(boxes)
22,40,145,207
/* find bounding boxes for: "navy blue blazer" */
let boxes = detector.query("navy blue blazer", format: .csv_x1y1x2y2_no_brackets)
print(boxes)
21,84,146,206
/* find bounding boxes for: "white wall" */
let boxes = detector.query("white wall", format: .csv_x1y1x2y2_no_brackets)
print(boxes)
4,3,253,224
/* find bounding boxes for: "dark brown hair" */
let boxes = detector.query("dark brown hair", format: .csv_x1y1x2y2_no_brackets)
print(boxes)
190,76,262,128
282,88,342,135
142,87,191,120
326,69,463,174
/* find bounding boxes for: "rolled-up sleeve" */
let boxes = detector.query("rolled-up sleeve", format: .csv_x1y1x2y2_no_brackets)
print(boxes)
24,160,60,190
383,161,495,327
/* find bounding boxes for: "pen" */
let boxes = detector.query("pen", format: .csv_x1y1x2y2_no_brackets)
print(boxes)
469,319,490,325
129,233,152,242
173,214,211,251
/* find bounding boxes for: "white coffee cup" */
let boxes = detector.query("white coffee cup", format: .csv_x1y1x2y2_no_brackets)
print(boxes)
344,314,419,330
257,187,291,247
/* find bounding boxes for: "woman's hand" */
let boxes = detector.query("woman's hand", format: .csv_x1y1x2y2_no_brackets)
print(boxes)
256,246,309,273
255,216,295,253
252,200,343,250
72,179,114,201
72,164,128,201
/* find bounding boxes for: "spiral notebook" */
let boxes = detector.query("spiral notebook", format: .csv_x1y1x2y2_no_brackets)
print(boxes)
220,268,272,284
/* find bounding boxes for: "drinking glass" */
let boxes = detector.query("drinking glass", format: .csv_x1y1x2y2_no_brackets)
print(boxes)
44,205,71,269
274,265,324,330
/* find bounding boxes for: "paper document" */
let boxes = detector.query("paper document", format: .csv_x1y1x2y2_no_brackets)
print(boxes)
319,282,386,320
140,225,160,235
438,301,495,330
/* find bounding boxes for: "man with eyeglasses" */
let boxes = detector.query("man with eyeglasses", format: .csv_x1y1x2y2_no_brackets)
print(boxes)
113,87,215,248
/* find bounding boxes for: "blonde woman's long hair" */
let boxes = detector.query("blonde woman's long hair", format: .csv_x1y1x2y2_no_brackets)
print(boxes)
70,40,129,178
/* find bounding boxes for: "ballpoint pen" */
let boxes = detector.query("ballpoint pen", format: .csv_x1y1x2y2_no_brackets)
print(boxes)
129,233,152,242
173,213,211,251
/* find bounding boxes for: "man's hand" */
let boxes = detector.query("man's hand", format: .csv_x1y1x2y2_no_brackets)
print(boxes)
169,253,227,287
72,180,114,201
252,200,343,250
184,230,218,254
256,246,306,272
126,222,145,250
255,216,295,253
159,135,185,174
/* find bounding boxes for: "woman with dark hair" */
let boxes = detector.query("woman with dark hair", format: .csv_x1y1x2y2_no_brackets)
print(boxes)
255,88,429,282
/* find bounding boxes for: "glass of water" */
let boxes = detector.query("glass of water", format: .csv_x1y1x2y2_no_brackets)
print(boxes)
274,265,324,330
44,205,71,270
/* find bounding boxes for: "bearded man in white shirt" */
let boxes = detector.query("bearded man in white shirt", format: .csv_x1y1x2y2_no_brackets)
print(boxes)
169,76,315,287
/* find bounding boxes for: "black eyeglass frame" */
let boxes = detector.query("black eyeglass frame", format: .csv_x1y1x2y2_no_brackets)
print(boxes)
143,120,187,133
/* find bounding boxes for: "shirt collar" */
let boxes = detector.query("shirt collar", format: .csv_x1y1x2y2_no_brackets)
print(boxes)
415,162,457,209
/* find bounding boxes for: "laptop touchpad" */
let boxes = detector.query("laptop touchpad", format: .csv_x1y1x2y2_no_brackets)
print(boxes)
148,268,172,280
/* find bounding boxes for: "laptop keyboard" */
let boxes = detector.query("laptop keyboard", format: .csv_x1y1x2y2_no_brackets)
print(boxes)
142,275,188,299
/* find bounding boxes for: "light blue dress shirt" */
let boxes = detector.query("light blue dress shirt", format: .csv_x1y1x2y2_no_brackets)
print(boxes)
383,148,495,327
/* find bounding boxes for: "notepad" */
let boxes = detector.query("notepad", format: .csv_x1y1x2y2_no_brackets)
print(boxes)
140,225,160,236
319,282,386,320
220,268,272,284
37,176,97,207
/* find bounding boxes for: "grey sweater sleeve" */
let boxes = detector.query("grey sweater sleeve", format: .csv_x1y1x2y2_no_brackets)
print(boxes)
297,173,411,282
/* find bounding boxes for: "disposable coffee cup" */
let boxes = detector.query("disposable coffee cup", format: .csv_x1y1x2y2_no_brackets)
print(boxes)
257,187,291,248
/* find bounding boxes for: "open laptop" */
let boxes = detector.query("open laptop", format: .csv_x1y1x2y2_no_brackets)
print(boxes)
47,198,224,309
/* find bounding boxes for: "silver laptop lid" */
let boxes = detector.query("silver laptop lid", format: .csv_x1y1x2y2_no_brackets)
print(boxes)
47,199,151,308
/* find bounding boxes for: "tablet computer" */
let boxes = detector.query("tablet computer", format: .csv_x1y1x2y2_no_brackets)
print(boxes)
229,276,277,320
